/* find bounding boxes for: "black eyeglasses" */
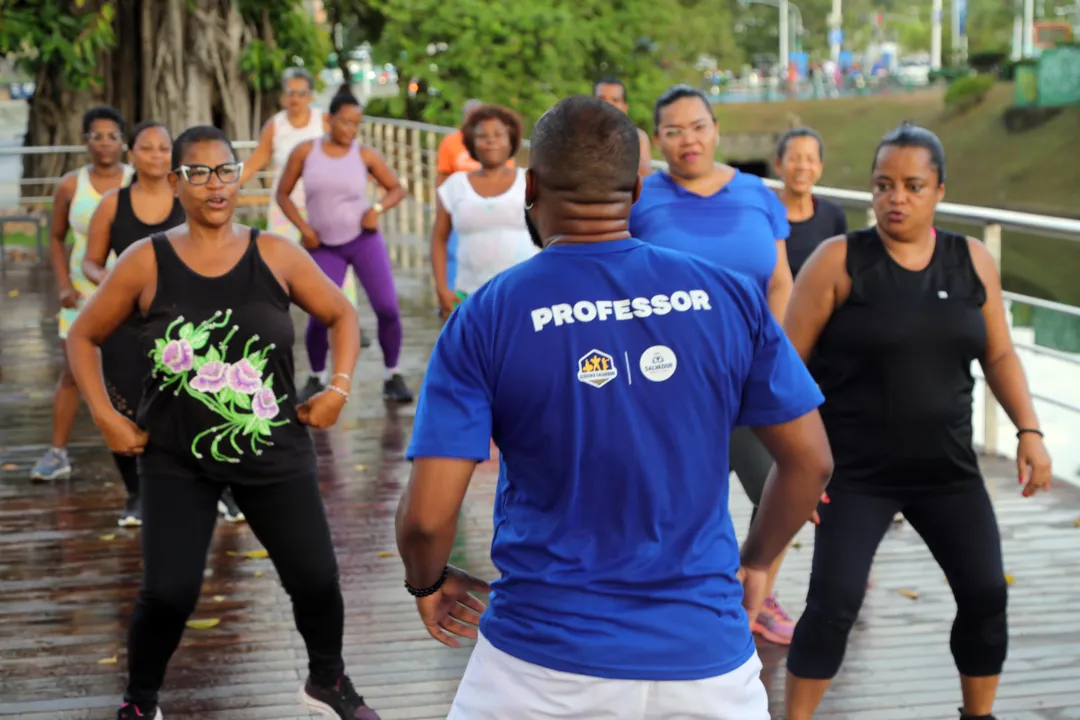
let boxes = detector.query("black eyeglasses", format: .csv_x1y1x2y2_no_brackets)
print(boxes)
173,162,244,186
284,89,311,98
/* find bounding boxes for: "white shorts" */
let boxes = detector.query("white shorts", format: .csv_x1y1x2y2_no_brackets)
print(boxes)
448,633,770,719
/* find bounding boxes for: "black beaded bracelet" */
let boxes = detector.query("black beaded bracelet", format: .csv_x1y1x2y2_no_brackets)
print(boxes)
1016,428,1044,438
405,566,449,598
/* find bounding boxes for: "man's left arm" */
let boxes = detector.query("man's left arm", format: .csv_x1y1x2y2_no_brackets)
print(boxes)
396,303,494,590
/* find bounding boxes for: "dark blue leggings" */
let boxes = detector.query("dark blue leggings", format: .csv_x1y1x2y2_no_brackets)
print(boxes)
787,481,1008,680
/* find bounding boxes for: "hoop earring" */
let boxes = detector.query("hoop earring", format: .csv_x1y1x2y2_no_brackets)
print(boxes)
525,203,533,210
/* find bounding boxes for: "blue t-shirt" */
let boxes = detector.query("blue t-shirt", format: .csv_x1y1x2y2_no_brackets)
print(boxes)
629,170,791,296
406,238,823,681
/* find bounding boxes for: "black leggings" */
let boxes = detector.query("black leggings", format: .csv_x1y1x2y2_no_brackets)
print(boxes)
102,325,148,497
124,457,344,707
787,481,1008,680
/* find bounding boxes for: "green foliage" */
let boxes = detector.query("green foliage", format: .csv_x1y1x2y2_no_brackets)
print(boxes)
943,73,995,109
0,0,117,89
236,2,332,92
372,0,734,130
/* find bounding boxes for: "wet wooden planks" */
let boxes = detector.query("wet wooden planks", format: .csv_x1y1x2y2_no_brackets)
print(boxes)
2,262,1080,719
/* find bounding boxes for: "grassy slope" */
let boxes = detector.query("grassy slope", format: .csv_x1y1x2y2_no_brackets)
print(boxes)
714,84,1080,304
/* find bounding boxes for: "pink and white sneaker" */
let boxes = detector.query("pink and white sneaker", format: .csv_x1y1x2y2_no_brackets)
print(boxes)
752,594,795,645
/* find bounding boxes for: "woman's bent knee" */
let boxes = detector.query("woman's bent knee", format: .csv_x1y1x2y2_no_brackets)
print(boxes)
952,583,1008,676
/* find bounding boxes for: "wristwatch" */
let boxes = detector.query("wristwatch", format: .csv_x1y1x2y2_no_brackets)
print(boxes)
373,202,384,214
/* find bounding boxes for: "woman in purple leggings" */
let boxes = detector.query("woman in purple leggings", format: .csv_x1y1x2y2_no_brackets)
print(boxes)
277,91,412,403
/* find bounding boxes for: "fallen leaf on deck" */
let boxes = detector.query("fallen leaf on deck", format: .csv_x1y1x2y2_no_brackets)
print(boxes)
1004,574,1015,585
185,618,220,630
790,540,802,550
377,551,394,558
226,551,238,556
242,549,269,559
354,464,367,472
8,290,18,297
103,482,114,488
1074,517,1080,527
100,534,116,541
213,595,226,603
254,571,264,577
1,464,18,471
98,655,118,664
899,589,919,600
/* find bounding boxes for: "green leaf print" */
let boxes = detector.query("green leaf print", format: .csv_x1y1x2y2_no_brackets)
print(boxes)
205,345,221,365
234,391,252,410
178,322,195,340
188,329,211,351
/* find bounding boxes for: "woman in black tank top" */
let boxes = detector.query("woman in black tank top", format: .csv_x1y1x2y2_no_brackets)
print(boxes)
65,126,379,720
84,121,186,528
781,125,1052,720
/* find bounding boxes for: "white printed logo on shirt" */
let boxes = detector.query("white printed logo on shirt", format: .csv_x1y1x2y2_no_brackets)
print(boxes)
639,345,677,382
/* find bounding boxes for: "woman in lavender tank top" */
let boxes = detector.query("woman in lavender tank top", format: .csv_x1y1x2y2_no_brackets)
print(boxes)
277,92,413,404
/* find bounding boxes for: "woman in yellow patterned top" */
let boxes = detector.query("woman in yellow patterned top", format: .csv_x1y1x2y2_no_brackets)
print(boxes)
30,106,134,481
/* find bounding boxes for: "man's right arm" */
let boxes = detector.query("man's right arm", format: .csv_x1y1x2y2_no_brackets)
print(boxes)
734,288,833,571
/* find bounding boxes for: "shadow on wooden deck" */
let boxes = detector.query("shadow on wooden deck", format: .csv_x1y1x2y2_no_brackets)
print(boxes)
1,261,1079,720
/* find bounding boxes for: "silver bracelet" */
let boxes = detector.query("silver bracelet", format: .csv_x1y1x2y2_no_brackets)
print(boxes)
332,372,351,383
325,385,349,402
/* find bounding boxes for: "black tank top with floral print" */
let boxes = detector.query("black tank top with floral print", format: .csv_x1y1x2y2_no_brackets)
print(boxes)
136,229,315,483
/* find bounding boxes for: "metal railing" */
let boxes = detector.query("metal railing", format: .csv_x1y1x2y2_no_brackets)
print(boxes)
2,116,1079,460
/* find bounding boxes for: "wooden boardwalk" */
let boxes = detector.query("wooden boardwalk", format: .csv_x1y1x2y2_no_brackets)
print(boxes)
2,259,1079,720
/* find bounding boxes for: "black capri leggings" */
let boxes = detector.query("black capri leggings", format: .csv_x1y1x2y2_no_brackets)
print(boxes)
123,454,345,707
787,480,1008,680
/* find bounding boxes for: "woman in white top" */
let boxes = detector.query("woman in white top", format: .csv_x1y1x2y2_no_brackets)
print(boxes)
241,68,367,344
431,104,537,317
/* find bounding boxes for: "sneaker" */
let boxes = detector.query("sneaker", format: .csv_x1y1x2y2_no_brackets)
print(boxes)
217,487,245,523
299,376,325,403
116,702,162,719
382,374,413,404
959,710,997,720
359,328,372,349
118,494,142,528
300,675,381,719
752,594,795,646
30,448,71,481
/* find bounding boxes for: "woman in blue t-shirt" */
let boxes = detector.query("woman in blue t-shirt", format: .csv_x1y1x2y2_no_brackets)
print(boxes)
629,84,797,646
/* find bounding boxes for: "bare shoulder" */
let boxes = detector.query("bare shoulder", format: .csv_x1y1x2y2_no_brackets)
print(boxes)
359,144,384,163
55,170,80,198
114,236,158,273
255,230,306,264
964,235,1000,284
96,188,121,212
637,127,650,142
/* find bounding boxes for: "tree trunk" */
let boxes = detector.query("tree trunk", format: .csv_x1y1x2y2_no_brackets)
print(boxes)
20,0,280,204
20,66,100,204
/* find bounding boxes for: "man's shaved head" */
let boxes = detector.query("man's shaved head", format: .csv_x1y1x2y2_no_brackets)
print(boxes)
529,96,640,200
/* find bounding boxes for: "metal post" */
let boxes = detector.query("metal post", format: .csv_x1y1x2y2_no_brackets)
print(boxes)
983,223,1003,456
1022,0,1036,57
779,0,790,76
931,0,944,69
829,0,843,62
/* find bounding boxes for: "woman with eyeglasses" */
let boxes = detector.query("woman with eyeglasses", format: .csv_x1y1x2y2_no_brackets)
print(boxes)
276,91,412,404
240,68,370,349
30,106,134,483
82,120,186,527
66,125,377,720
629,84,799,646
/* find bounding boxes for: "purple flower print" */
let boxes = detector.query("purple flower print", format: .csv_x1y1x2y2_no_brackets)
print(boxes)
226,358,262,394
162,339,194,374
190,361,229,393
251,386,280,420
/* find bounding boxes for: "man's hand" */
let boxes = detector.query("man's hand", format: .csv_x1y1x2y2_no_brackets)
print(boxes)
414,565,491,648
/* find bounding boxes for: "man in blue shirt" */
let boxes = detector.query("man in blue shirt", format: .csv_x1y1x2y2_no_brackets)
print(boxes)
397,96,833,718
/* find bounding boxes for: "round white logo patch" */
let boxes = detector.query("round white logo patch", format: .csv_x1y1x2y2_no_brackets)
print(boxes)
639,345,677,382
